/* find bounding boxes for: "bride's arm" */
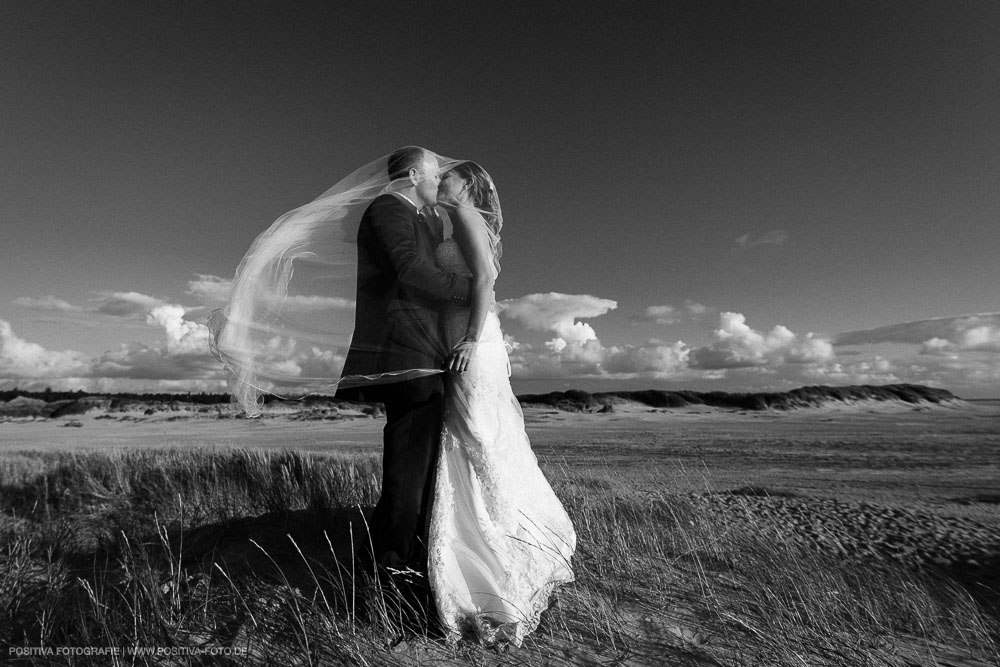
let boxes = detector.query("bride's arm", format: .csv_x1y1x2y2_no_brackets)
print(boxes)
447,206,496,372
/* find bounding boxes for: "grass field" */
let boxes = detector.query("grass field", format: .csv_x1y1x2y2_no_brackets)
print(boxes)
1,401,999,665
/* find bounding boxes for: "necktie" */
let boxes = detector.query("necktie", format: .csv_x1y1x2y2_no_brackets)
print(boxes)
418,208,437,242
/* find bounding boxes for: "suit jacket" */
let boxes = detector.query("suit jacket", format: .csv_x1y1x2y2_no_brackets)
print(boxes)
336,193,470,402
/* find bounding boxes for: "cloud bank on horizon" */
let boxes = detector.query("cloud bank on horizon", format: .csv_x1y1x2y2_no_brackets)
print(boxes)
5,275,997,398
835,314,1000,354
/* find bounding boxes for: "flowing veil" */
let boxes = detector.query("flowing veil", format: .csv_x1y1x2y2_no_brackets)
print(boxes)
209,150,501,416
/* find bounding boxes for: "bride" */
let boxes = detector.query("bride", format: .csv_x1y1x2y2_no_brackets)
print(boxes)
429,162,576,645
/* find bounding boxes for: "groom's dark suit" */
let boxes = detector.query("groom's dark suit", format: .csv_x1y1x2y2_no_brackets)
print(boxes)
337,193,469,572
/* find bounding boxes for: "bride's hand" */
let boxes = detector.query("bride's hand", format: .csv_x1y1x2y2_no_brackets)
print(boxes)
447,341,475,373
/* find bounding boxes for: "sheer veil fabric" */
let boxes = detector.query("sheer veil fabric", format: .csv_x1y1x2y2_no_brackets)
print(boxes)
209,151,500,415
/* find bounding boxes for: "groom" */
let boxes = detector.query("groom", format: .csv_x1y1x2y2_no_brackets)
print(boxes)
337,146,470,575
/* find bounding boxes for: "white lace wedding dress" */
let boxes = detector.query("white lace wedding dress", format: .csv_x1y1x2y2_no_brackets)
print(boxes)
428,239,576,646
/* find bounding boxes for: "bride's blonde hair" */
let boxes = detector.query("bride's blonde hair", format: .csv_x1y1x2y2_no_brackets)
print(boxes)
449,161,502,270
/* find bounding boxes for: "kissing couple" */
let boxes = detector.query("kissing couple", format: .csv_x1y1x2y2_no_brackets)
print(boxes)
211,146,575,645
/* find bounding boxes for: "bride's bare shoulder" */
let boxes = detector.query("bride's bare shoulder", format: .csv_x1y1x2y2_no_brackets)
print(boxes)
450,206,487,235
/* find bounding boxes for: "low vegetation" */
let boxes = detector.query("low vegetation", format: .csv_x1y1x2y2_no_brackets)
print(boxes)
1,447,997,666
518,383,960,413
0,383,962,421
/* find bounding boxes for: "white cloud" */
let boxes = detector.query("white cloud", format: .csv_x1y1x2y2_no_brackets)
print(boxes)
7,278,999,397
0,297,222,389
684,300,709,315
931,355,1000,393
90,291,169,318
921,337,956,356
296,348,347,379
499,293,618,329
186,274,233,304
5,283,356,391
506,336,697,382
500,293,692,381
545,321,600,351
0,320,91,379
635,300,709,325
91,342,218,381
959,324,1000,352
14,296,82,312
146,305,212,356
802,347,1000,398
643,305,678,324
786,332,836,363
498,293,617,351
16,290,216,362
690,312,834,370
186,274,354,312
602,341,691,377
14,291,168,319
804,357,900,385
836,313,1000,353
734,230,789,251
503,302,839,384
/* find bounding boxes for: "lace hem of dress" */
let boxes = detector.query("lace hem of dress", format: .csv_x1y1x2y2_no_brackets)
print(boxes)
440,576,572,648
429,421,576,649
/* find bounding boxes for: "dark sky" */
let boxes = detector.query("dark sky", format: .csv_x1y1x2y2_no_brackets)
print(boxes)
3,1,1000,395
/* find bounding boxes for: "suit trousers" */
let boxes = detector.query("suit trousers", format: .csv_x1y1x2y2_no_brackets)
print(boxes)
369,378,444,573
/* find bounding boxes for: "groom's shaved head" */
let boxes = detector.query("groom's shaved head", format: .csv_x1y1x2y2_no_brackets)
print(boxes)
388,146,428,181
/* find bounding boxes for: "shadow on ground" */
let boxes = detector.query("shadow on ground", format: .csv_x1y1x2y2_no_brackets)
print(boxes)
38,506,444,647
180,505,376,591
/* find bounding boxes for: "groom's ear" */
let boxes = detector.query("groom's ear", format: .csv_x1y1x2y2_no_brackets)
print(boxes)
408,167,421,186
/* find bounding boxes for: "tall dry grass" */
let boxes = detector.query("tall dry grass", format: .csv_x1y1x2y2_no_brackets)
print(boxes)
0,447,997,666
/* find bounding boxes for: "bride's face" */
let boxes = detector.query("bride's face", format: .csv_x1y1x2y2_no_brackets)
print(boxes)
438,171,469,206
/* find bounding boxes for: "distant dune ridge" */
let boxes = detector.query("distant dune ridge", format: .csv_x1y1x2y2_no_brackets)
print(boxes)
0,384,961,419
517,384,960,413
0,395,182,419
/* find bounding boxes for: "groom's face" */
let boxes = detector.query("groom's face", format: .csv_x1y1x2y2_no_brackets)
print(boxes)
412,155,441,208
